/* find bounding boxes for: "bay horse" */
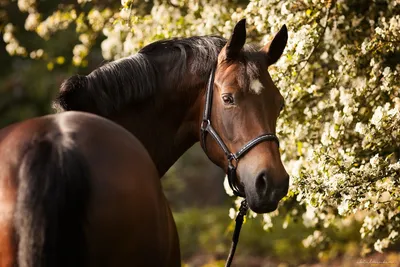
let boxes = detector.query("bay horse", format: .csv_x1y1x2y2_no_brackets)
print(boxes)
0,19,289,266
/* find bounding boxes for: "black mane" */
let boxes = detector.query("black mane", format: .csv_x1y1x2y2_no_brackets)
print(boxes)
54,35,259,116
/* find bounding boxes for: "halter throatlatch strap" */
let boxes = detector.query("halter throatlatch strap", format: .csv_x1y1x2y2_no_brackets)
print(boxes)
227,161,241,196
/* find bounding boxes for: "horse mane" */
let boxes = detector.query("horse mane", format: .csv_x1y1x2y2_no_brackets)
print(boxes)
54,35,260,116
54,53,157,115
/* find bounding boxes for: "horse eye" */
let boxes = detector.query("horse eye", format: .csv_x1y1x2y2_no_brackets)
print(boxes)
222,94,235,105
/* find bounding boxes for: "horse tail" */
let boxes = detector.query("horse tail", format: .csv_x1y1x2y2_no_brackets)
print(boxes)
15,134,90,267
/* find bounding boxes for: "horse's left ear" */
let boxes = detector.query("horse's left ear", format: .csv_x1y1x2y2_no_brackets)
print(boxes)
225,19,247,59
261,25,288,65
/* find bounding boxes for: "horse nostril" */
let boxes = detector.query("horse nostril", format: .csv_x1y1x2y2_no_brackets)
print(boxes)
278,182,289,198
255,170,269,195
274,176,289,200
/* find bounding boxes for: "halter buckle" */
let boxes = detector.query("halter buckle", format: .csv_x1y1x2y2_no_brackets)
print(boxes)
201,119,210,131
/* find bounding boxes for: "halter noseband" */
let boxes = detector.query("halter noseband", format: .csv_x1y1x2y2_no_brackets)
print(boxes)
200,64,280,198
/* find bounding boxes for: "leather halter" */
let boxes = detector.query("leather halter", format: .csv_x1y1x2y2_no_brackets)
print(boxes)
200,64,280,197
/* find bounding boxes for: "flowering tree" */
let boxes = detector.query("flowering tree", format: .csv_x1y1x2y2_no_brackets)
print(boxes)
3,0,399,255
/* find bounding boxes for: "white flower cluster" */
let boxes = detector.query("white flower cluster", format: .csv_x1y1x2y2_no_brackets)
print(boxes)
3,24,27,57
36,10,77,39
98,0,239,60
302,230,325,248
219,0,399,254
17,0,36,13
24,12,41,31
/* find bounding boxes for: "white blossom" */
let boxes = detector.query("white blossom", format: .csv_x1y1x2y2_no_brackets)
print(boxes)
24,12,41,31
371,106,384,128
355,122,367,135
18,0,36,12
223,176,234,197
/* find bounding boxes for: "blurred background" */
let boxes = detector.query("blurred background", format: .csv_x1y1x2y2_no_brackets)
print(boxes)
1,0,399,266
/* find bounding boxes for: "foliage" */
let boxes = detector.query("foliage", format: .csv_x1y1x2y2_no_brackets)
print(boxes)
2,0,399,256
174,206,375,266
256,0,400,255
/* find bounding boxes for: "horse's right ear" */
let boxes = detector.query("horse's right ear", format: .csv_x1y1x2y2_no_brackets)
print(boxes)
261,25,288,66
225,19,247,59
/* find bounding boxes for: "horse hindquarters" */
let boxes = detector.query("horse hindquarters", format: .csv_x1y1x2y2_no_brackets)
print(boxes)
0,112,181,267
15,135,90,267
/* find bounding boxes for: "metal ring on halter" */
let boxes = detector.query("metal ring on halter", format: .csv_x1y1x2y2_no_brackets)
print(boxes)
201,119,210,131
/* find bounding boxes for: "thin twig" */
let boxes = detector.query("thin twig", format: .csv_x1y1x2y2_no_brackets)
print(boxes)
293,0,334,85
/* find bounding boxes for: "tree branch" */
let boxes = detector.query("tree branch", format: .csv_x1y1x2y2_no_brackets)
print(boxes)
293,1,334,85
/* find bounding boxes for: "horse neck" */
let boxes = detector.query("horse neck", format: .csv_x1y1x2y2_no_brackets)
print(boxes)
109,86,204,177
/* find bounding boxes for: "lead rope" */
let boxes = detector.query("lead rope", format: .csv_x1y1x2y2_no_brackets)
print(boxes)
225,199,248,267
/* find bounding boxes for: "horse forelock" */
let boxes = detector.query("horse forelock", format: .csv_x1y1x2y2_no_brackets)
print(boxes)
219,44,265,93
